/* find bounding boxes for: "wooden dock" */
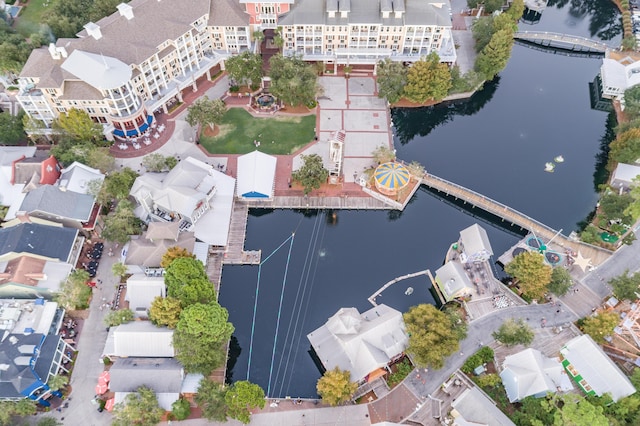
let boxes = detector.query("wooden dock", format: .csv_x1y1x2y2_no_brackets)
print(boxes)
368,270,431,306
244,195,391,210
421,174,612,266
206,247,225,295
224,201,262,265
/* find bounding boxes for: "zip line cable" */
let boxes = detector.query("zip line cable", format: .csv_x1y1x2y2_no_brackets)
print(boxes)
271,212,324,395
246,233,294,380
283,221,327,396
266,233,295,396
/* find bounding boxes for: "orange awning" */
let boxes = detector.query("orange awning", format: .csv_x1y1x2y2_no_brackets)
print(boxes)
367,368,386,383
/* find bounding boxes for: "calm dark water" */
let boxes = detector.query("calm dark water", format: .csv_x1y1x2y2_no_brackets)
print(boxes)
219,0,620,398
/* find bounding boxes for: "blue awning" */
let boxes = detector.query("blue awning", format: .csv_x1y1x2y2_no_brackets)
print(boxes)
139,122,149,133
113,129,125,137
242,191,269,198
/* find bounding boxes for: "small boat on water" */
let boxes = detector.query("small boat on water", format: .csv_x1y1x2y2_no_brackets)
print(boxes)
544,162,555,172
554,155,564,163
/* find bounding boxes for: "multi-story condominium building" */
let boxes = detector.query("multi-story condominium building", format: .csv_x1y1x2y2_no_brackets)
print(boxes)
17,0,454,138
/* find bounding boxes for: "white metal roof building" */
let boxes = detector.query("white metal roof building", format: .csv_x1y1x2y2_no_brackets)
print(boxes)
102,321,175,358
124,274,166,317
130,157,235,246
434,261,473,303
600,56,640,101
459,223,493,263
611,163,640,192
500,348,570,403
560,334,636,402
307,304,408,383
236,150,277,199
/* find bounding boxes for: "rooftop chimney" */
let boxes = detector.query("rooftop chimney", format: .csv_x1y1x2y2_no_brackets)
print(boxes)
117,3,134,20
84,22,102,40
48,43,61,60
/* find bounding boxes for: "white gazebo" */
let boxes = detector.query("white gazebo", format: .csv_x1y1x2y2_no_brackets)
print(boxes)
236,150,277,199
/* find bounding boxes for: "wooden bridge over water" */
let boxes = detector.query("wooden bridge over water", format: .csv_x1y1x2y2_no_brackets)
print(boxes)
513,31,610,53
420,173,612,266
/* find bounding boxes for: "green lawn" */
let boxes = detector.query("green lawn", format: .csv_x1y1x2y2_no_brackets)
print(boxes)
199,108,316,155
14,0,49,38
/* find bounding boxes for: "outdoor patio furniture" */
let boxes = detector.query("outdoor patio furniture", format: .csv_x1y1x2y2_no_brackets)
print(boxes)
154,133,160,139
119,144,128,150
134,143,141,149
143,138,151,145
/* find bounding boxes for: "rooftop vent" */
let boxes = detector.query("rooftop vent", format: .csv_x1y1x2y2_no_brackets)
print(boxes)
117,3,134,20
84,22,102,40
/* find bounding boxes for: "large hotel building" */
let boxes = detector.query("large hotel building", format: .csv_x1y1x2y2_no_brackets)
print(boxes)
17,0,455,138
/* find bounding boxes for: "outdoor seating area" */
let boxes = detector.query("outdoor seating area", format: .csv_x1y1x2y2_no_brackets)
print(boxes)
112,284,126,310
79,241,103,277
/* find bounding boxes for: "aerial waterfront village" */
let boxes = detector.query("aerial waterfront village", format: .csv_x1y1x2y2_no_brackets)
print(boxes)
2,0,640,425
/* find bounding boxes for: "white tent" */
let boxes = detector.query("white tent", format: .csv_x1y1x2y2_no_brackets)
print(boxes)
236,150,277,199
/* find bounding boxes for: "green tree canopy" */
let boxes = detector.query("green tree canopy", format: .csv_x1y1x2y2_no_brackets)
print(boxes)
505,251,552,300
101,167,139,202
225,51,264,89
171,398,191,421
404,52,452,103
625,176,640,220
372,145,396,164
600,192,633,225
55,269,92,310
112,386,165,426
186,98,227,131
149,296,182,328
50,139,96,167
581,311,619,344
173,302,234,374
0,112,25,145
548,267,572,297
376,58,407,104
316,367,358,406
551,394,609,426
54,108,104,142
492,318,534,347
142,153,177,172
195,378,228,421
104,308,135,327
624,85,640,117
269,54,318,107
403,304,466,369
475,28,515,81
85,147,116,173
47,374,69,392
609,270,640,301
43,0,121,38
112,262,128,279
609,128,640,167
102,200,143,244
224,381,266,424
292,153,329,195
161,246,196,268
164,257,210,303
176,303,234,344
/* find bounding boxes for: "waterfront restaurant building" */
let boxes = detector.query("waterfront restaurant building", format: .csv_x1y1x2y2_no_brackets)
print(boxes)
16,0,455,138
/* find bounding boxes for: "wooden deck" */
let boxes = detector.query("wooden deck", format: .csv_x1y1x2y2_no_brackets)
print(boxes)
224,201,262,265
243,195,391,210
421,174,612,266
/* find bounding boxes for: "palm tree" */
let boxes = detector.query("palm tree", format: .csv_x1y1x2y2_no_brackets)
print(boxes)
47,375,69,392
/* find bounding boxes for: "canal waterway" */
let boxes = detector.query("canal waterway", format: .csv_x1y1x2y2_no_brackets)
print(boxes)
219,0,621,398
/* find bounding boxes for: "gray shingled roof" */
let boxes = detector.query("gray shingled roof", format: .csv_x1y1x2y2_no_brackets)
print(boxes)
0,223,78,262
279,0,448,26
109,357,183,393
20,185,95,221
209,0,249,26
